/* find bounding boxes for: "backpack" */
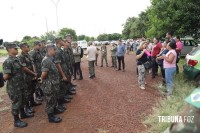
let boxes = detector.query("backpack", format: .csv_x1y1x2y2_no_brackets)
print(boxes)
78,46,84,58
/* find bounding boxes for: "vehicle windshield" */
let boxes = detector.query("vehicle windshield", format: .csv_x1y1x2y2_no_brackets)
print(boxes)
189,46,200,56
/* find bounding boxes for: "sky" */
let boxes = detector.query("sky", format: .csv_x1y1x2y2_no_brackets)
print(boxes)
0,0,151,42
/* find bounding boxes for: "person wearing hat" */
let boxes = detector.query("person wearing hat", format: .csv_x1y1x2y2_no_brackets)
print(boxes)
86,41,97,79
40,40,47,58
100,43,108,67
40,44,62,123
71,41,83,80
3,43,31,128
110,43,117,69
54,37,71,112
29,41,43,104
164,89,200,133
18,42,37,115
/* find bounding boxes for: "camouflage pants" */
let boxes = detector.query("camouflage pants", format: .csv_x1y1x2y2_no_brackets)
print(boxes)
41,82,59,114
88,61,95,76
137,65,146,87
101,55,108,66
111,56,117,68
59,81,67,99
7,86,27,115
95,54,98,65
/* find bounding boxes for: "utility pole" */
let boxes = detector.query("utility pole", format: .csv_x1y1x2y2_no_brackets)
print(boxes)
50,0,61,31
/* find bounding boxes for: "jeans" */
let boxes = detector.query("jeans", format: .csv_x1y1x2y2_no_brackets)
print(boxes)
152,57,158,77
73,62,83,78
117,56,125,70
165,67,176,94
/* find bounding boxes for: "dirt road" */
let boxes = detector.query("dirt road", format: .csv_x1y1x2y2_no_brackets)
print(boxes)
0,50,161,133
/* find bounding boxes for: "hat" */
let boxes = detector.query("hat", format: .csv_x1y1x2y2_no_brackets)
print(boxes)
5,43,19,49
46,44,56,50
185,89,200,109
41,40,46,43
19,42,29,48
34,41,40,46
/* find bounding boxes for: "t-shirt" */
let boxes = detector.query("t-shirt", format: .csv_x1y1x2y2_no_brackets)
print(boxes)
151,42,162,57
136,50,148,65
176,41,183,53
87,45,97,61
157,48,169,65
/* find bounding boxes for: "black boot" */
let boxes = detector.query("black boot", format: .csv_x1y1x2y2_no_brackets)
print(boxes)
20,108,34,119
63,97,71,103
64,94,73,99
14,115,28,128
57,99,66,110
54,107,65,115
48,113,62,123
25,103,35,114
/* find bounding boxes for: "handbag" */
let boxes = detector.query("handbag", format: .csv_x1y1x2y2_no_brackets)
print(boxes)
143,60,153,69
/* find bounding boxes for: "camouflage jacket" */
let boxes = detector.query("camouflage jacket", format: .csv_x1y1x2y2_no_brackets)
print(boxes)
101,46,107,56
69,47,75,65
110,46,117,57
3,56,25,90
164,104,200,133
18,52,35,81
29,49,43,76
54,47,69,75
40,48,46,58
63,48,72,68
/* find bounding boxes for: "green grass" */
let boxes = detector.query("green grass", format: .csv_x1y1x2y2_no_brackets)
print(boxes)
142,59,195,133
0,49,8,56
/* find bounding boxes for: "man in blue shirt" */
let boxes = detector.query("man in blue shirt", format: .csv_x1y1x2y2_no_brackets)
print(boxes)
116,39,125,72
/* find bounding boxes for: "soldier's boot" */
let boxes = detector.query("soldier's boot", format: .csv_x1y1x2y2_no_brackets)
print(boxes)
30,95,42,106
25,103,35,114
68,87,76,95
63,96,71,103
64,94,73,100
54,107,65,115
48,113,62,123
57,99,66,111
20,108,34,119
14,115,28,128
35,89,43,102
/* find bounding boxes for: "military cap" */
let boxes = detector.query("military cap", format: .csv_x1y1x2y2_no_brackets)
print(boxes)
41,40,46,43
55,37,63,42
185,89,200,109
19,42,29,48
5,43,19,49
34,41,41,46
46,44,56,50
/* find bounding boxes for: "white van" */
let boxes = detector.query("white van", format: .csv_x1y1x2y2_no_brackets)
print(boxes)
77,40,88,49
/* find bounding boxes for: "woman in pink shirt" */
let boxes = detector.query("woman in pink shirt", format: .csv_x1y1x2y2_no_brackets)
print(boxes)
163,42,177,96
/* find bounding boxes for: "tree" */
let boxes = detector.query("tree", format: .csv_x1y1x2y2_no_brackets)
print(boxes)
59,28,77,41
97,34,109,41
41,31,56,42
78,35,86,40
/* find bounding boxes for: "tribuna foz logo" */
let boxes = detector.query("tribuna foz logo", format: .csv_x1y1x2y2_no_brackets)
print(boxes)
158,116,194,123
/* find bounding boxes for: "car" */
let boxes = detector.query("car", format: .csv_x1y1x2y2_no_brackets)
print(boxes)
180,37,199,56
183,46,200,86
77,40,88,49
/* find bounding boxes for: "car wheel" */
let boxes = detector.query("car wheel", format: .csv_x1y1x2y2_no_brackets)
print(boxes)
194,74,200,87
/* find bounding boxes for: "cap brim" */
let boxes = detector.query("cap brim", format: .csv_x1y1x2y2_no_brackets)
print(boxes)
185,89,200,109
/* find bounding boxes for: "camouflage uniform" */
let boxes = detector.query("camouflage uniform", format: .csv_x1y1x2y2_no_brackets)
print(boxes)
164,89,200,133
3,56,27,115
54,47,69,100
40,48,46,58
101,45,108,66
41,55,60,114
64,47,73,76
110,45,117,68
18,52,35,95
29,49,43,77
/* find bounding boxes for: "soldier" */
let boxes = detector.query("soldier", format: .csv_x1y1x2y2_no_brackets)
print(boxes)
63,40,76,95
54,37,71,111
110,43,117,69
100,44,108,67
18,42,37,114
29,41,43,104
41,44,62,123
40,40,46,58
164,89,200,133
3,43,33,128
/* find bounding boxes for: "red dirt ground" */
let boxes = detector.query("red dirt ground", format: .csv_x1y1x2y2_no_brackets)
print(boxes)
0,49,161,133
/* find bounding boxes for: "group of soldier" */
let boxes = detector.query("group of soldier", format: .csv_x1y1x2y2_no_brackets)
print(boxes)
3,34,77,128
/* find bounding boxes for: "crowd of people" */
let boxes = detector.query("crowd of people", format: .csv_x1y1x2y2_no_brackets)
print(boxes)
2,34,79,127
2,32,183,128
135,32,183,96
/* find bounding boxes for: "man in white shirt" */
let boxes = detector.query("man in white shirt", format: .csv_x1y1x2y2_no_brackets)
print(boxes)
86,42,97,79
